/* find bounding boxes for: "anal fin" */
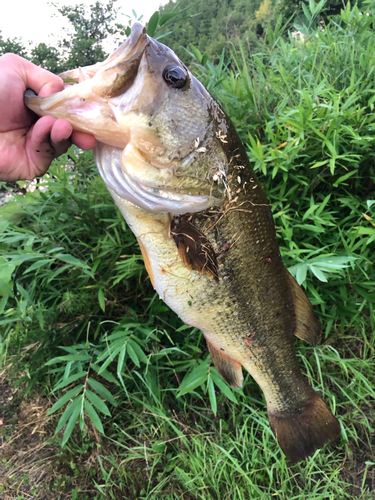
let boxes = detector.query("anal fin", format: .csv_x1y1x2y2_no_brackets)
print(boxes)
205,338,243,388
287,271,321,346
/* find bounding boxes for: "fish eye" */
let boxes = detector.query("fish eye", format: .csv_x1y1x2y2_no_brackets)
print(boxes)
162,65,187,89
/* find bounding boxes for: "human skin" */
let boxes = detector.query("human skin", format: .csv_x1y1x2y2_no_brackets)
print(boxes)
0,53,97,181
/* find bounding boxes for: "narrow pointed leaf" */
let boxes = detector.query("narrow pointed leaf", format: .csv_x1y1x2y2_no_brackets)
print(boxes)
127,341,140,367
62,399,82,446
53,371,87,392
86,388,111,416
88,378,117,406
55,394,82,433
84,399,104,434
207,376,217,415
147,11,159,37
48,385,84,415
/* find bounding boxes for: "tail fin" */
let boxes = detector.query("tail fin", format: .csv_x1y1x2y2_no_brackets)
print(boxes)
268,391,341,463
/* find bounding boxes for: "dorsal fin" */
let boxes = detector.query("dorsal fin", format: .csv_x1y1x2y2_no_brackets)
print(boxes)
170,216,219,281
205,338,243,388
287,271,320,346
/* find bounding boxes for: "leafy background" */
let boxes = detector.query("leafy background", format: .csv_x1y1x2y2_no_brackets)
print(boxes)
1,1,375,498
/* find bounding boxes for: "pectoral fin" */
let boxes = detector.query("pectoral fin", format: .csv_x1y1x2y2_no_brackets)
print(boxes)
205,338,243,388
171,216,219,281
138,239,155,289
287,271,320,346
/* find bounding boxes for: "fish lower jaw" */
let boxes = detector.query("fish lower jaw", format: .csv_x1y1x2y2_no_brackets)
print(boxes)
95,142,221,214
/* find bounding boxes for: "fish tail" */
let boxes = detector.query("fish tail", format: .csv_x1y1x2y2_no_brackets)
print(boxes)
268,390,340,463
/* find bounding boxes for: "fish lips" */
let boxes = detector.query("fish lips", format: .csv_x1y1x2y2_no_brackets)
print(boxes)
58,22,148,89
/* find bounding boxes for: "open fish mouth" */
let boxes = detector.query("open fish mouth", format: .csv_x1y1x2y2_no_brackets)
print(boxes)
24,22,225,214
25,23,150,149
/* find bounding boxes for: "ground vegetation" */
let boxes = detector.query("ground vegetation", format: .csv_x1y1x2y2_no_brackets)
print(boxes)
0,1,374,498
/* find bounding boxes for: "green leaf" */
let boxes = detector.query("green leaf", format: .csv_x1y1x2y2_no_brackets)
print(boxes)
152,440,166,453
84,399,104,434
0,296,8,315
117,346,127,375
48,385,84,415
159,11,180,26
45,353,91,365
302,2,312,20
211,369,238,403
54,253,89,269
53,371,87,392
87,378,117,406
55,394,82,433
62,397,82,446
85,389,111,416
295,265,307,285
47,264,71,282
0,258,15,282
24,259,53,273
96,339,124,363
129,339,147,363
98,288,105,312
207,376,217,415
190,45,202,63
310,265,328,282
147,11,159,37
333,170,357,187
0,279,13,298
127,341,140,367
177,358,209,396
91,364,119,385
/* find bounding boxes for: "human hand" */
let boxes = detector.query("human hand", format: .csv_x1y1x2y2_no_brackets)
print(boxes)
0,53,97,181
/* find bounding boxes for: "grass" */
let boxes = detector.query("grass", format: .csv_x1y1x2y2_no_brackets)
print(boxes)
1,3,375,498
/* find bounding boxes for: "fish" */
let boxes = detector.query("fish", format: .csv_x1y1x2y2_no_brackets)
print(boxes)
24,22,341,463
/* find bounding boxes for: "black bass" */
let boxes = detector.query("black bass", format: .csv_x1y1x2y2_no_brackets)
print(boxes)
25,23,340,462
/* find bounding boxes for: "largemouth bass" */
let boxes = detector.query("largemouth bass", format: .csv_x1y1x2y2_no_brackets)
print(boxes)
25,22,340,462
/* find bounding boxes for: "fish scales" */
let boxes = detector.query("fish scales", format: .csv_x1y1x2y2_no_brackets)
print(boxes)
24,22,340,463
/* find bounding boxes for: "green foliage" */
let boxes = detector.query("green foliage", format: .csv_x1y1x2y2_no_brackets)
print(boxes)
1,3,375,498
277,0,367,27
0,31,28,57
158,0,277,65
145,2,197,41
56,0,126,71
191,4,375,324
30,43,64,74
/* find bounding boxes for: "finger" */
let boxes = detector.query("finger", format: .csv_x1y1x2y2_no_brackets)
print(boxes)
27,116,70,176
50,118,73,145
71,130,97,150
13,55,65,97
50,119,73,157
50,119,97,151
